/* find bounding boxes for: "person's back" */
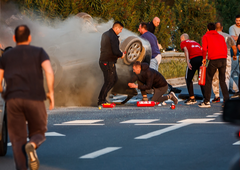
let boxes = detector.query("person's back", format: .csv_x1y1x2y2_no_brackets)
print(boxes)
141,32,160,58
2,45,47,100
202,30,227,60
218,31,235,56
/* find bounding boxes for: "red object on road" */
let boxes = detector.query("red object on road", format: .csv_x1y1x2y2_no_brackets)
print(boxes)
102,103,116,108
170,104,175,109
198,65,206,86
137,101,155,107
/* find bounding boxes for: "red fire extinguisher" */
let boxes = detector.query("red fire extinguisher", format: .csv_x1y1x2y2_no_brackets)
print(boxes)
102,103,116,108
198,65,206,86
137,101,155,107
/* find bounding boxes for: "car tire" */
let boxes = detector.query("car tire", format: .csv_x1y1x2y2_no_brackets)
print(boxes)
0,105,7,156
120,36,144,65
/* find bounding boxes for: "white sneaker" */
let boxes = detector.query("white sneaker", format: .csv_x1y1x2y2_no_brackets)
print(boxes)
198,102,211,108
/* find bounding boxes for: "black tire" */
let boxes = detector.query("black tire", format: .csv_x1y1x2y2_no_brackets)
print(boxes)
0,105,8,156
120,36,144,65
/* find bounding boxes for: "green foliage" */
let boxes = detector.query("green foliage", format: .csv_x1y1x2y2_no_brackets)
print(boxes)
173,0,216,51
215,0,240,33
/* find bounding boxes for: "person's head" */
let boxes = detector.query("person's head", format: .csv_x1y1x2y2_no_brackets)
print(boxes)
112,21,124,35
180,33,189,42
138,22,148,35
132,61,142,75
207,23,216,31
152,17,160,27
235,15,240,27
13,25,31,45
215,22,223,31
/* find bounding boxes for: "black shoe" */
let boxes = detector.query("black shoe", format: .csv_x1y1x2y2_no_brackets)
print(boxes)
211,97,220,103
184,98,197,105
171,88,182,93
231,92,240,98
229,89,236,94
25,143,39,170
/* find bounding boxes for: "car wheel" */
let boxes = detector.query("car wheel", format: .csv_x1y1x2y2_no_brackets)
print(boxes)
120,36,144,65
0,105,7,156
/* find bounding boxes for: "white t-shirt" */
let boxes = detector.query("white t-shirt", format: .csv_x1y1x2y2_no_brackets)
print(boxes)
229,24,240,42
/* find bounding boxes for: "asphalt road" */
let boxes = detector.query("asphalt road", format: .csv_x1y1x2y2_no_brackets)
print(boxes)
0,84,239,170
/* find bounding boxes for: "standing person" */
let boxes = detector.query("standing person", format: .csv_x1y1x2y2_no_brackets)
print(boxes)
147,17,160,34
180,33,205,105
236,34,240,97
0,25,54,170
198,23,229,108
98,21,125,106
212,22,238,102
128,61,178,105
229,14,240,94
138,22,161,71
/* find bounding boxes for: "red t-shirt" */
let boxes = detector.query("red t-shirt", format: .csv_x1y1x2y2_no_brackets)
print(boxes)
180,40,202,59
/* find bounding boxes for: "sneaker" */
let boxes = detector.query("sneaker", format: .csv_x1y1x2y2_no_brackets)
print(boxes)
25,143,39,170
231,92,240,98
184,98,197,105
198,102,211,108
229,89,236,94
168,92,178,105
211,97,220,103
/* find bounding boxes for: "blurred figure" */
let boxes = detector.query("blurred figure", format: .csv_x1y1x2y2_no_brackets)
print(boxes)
229,14,240,94
0,25,54,170
199,23,229,108
98,21,125,106
212,22,238,102
180,33,204,105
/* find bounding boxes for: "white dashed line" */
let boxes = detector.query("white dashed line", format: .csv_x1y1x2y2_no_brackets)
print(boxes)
233,141,240,145
120,119,159,124
80,147,122,159
54,120,104,126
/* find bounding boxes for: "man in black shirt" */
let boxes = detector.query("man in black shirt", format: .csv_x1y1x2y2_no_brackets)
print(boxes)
128,61,178,104
237,34,240,97
98,21,125,105
0,25,54,170
147,17,160,34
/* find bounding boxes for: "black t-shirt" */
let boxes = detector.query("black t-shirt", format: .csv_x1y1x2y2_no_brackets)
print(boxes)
147,21,156,34
0,45,49,101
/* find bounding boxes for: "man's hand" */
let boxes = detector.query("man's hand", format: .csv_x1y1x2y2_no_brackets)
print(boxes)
202,59,206,66
121,52,126,59
47,92,54,110
233,55,237,60
187,62,192,70
128,83,138,89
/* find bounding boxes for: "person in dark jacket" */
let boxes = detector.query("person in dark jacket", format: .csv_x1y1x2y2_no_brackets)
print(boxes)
128,61,178,104
98,21,125,105
147,17,160,34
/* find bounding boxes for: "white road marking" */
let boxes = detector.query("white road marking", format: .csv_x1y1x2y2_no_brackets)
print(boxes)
135,119,215,139
135,123,178,126
8,132,65,146
120,119,159,124
206,113,222,118
233,141,240,145
54,120,104,126
80,147,122,159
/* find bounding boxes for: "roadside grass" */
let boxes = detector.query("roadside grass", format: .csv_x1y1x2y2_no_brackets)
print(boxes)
159,59,187,79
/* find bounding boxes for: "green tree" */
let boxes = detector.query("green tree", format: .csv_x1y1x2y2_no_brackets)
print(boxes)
173,0,216,50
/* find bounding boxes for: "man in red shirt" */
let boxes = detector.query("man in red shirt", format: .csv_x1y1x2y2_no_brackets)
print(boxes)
180,33,205,105
199,23,229,108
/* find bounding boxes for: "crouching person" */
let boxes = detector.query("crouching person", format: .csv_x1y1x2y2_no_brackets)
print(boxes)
128,61,178,105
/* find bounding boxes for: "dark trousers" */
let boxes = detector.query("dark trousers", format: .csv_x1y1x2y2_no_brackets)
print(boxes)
204,59,229,103
185,56,205,98
98,61,118,105
7,98,47,170
151,85,169,103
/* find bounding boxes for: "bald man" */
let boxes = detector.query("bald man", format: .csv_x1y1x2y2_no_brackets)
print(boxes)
180,33,205,105
147,17,160,34
211,22,238,102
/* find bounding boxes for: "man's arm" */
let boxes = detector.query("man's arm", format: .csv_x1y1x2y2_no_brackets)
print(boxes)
0,69,4,93
201,36,207,65
183,47,192,70
231,45,237,60
41,60,54,110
